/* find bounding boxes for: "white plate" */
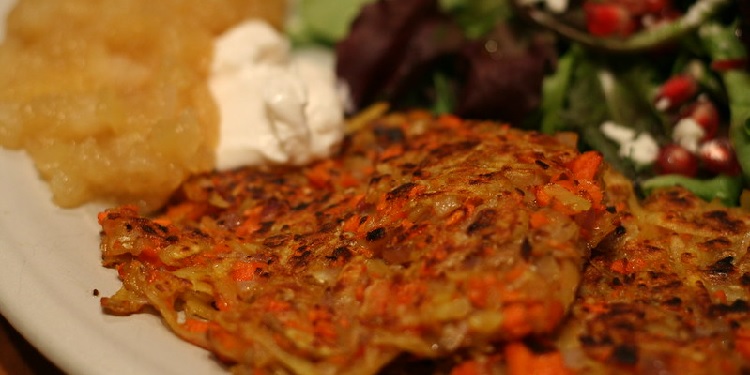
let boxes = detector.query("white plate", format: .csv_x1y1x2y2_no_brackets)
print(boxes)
0,1,225,374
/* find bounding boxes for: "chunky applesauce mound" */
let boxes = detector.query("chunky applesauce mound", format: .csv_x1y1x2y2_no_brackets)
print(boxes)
0,0,285,210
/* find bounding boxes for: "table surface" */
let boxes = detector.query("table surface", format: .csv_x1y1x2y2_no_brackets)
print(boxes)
0,314,64,375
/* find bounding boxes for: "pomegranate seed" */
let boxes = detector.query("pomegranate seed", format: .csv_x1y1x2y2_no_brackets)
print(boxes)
699,138,741,176
655,144,699,177
655,74,697,111
644,0,670,14
584,2,637,37
681,99,720,141
614,0,670,15
711,58,749,72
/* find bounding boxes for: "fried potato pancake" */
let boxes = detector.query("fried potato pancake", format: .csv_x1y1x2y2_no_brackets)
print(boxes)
433,170,750,375
557,171,750,374
98,111,616,374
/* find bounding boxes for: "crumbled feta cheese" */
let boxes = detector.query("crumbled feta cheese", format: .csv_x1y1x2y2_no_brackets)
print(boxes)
655,97,671,111
672,117,705,153
515,0,568,13
601,121,659,166
597,70,616,97
545,0,569,13
601,121,636,144
685,0,721,28
621,133,659,166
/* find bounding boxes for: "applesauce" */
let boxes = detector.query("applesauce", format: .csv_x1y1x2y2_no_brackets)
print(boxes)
0,0,286,210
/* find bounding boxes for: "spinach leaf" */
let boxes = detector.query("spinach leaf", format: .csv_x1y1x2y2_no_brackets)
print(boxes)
541,46,579,134
698,21,750,183
642,174,743,206
439,0,514,39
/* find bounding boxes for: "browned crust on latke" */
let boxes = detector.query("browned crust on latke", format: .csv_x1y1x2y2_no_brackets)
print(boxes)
555,172,750,374
98,111,616,375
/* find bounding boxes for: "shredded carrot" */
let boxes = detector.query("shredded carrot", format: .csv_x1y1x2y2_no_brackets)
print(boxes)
182,318,209,333
533,151,606,216
305,161,333,189
501,303,533,337
309,309,338,342
281,318,305,332
535,185,553,207
348,194,365,209
340,172,361,188
506,342,573,375
162,201,206,223
342,215,361,233
408,184,427,198
236,206,264,237
735,328,750,359
568,150,603,181
610,258,627,274
503,263,529,283
230,261,265,282
115,263,127,279
578,180,605,210
615,202,627,212
210,243,233,255
208,322,242,360
739,342,750,361
438,114,463,128
431,247,448,261
265,300,291,313
139,245,159,259
97,211,108,224
450,360,484,375
394,282,427,306
537,301,565,332
529,211,550,228
152,217,172,227
373,193,409,224
355,284,366,301
498,289,524,303
313,320,338,342
712,289,728,303
467,275,498,308
608,257,646,274
581,300,610,315
445,209,467,226
307,307,329,321
379,144,405,160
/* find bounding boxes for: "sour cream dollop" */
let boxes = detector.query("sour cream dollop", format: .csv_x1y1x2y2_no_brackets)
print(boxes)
210,20,345,170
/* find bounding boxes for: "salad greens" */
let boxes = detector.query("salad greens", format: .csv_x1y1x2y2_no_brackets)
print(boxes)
519,0,732,53
698,20,750,183
439,0,514,39
291,0,750,207
288,0,376,45
541,46,670,179
641,174,743,206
